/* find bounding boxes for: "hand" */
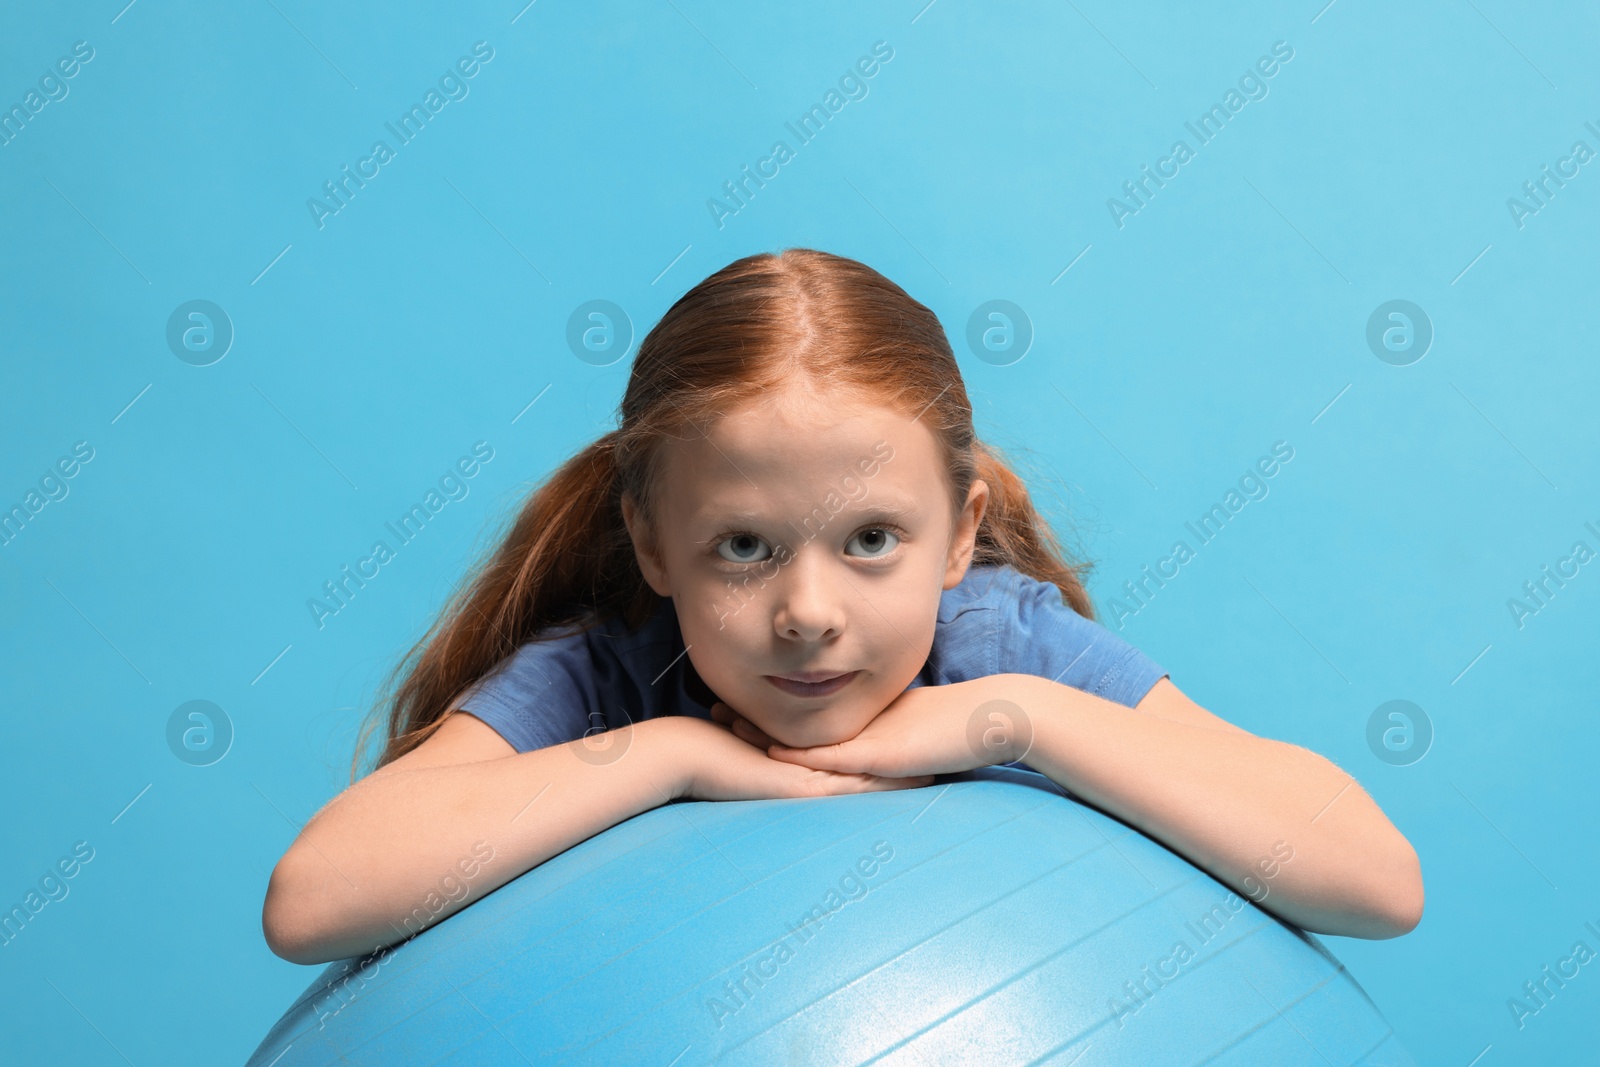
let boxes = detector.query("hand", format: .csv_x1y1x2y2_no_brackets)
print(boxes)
708,700,782,750
673,712,934,803
763,675,1042,779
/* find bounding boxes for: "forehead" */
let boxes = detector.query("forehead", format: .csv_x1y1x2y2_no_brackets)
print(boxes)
656,389,947,521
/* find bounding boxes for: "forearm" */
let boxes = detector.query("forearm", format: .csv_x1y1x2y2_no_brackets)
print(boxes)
263,720,683,965
997,674,1422,939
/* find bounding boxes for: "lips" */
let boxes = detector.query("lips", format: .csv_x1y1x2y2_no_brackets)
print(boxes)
765,671,858,698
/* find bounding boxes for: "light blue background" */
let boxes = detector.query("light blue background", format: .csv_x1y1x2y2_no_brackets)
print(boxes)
2,1,1596,1063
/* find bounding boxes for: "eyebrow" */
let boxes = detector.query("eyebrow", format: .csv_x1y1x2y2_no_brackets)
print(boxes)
701,498,921,528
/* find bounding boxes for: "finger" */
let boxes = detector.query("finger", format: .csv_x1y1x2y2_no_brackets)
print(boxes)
851,772,935,791
711,702,774,747
734,714,775,746
811,771,936,795
767,741,860,773
706,700,775,747
732,717,780,749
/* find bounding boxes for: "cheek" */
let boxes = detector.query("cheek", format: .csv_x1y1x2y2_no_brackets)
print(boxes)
871,586,940,673
679,591,761,683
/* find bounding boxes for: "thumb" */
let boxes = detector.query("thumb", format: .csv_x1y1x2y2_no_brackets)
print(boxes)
767,739,862,773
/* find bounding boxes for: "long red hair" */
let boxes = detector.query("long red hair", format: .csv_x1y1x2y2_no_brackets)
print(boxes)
352,248,1098,780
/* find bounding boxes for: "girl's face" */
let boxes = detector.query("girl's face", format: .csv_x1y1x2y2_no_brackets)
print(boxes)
622,385,988,749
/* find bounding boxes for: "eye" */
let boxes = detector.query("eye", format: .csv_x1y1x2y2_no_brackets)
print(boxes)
846,526,902,559
715,532,772,565
710,524,905,567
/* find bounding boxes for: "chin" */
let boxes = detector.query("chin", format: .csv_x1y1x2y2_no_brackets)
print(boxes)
766,702,877,750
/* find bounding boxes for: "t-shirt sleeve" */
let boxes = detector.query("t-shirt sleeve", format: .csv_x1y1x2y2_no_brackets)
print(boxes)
1001,573,1169,709
451,633,599,754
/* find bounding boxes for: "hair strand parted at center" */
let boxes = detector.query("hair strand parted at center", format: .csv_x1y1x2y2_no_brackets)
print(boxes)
353,248,1101,777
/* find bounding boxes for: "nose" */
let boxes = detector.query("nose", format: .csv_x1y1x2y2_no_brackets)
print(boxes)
771,549,847,644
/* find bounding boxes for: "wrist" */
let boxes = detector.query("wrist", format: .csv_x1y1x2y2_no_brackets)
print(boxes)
992,673,1061,764
634,716,699,802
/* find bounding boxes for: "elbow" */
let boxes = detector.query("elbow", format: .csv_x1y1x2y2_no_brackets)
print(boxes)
1386,842,1425,936
262,855,336,966
263,917,324,967
1358,836,1424,939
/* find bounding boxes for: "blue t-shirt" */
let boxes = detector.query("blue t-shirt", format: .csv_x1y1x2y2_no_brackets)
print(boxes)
454,562,1169,754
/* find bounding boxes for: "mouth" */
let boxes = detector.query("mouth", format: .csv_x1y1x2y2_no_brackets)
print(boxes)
764,671,859,698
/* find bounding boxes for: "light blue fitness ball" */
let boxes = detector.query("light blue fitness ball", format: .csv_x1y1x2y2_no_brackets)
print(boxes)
248,766,1416,1066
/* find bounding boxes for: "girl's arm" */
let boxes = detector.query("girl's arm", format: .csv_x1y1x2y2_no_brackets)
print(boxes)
761,674,1424,940
1003,674,1423,939
262,713,677,965
262,712,930,965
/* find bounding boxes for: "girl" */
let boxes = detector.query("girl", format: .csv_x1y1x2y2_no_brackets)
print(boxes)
262,248,1422,966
